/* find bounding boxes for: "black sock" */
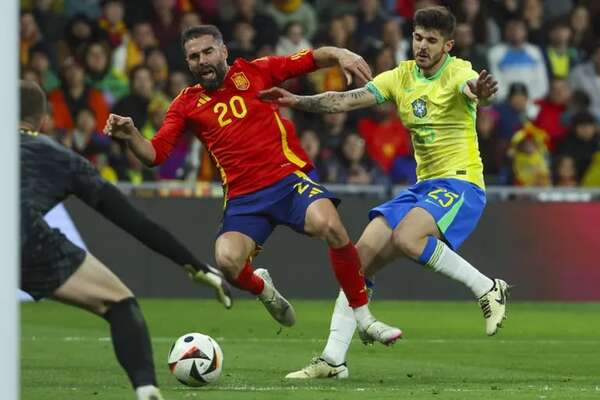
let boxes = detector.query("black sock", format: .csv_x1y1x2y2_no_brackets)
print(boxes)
103,297,157,388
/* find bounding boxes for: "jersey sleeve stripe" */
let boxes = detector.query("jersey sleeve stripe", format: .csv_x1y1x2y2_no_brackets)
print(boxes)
366,82,387,104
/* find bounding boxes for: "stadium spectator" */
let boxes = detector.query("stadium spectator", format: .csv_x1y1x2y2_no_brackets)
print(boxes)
221,0,280,50
60,13,103,62
29,47,61,92
521,0,544,47
569,5,595,57
61,107,111,165
125,21,159,72
166,70,192,99
64,0,102,19
112,65,157,129
30,0,67,47
315,0,357,24
557,111,600,178
509,123,551,187
276,21,312,56
266,0,318,40
354,0,386,50
476,107,502,178
299,129,325,180
453,0,500,46
145,47,170,92
227,21,258,61
164,11,202,71
552,154,579,187
324,132,388,185
494,82,530,141
488,18,549,101
48,60,110,132
97,0,128,49
451,22,488,73
581,152,600,187
543,0,574,22
151,0,181,48
534,78,571,151
20,11,46,67
381,18,409,64
83,41,129,106
569,42,600,121
543,20,581,80
318,112,350,163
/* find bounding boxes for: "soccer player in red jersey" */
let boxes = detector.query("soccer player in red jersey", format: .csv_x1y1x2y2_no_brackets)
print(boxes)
104,25,401,345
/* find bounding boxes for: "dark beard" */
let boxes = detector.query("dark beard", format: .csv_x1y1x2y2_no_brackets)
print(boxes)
194,63,227,91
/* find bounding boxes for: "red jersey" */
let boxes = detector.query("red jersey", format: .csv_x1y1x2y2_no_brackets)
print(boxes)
151,50,317,199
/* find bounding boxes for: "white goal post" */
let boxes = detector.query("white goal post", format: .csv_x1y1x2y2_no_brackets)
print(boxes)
0,0,19,398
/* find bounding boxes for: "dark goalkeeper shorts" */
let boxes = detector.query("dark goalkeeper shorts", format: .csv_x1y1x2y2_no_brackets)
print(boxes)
21,215,86,301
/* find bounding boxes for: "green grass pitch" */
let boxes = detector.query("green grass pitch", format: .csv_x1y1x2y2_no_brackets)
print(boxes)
21,300,600,399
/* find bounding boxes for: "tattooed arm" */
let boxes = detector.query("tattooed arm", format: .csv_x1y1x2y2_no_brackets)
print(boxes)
258,86,378,113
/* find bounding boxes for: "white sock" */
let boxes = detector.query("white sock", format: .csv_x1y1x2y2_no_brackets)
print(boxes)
321,290,356,366
353,303,376,331
426,239,494,298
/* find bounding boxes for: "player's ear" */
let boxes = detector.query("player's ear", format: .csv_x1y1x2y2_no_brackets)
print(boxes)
444,39,454,53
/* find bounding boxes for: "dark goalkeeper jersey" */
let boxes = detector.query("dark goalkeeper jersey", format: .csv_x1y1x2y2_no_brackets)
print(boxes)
20,131,107,242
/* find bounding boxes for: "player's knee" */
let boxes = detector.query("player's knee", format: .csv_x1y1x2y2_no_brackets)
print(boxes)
90,287,134,315
392,229,421,260
312,216,348,247
215,248,245,280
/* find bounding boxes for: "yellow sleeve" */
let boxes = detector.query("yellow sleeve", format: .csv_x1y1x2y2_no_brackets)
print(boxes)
455,67,479,95
366,69,397,104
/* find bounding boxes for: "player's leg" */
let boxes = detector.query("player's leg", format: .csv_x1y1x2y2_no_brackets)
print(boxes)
303,197,402,345
393,180,508,335
51,253,163,400
215,228,295,327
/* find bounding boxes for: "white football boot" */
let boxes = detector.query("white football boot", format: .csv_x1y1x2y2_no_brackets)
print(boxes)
478,278,510,336
254,268,296,327
136,385,164,400
358,320,403,346
285,357,349,379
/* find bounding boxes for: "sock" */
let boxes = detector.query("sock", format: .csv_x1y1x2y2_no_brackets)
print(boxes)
419,236,494,298
321,290,356,366
328,242,368,308
103,297,156,388
231,262,264,295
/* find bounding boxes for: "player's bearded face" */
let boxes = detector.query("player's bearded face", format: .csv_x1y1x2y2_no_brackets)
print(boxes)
412,27,453,70
185,37,229,91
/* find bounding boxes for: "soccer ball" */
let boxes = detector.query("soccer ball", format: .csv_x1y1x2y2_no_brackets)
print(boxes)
167,332,223,386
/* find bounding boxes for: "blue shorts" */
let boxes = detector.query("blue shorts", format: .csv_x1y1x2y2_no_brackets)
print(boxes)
218,171,339,245
369,178,486,250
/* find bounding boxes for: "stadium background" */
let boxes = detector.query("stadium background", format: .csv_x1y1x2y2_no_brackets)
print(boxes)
18,0,600,300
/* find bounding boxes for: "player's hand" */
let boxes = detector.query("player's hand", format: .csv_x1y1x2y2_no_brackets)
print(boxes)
184,264,233,309
103,113,137,140
467,70,498,101
258,87,299,108
337,49,373,86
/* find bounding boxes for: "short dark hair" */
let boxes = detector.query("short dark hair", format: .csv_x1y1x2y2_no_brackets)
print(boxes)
414,6,456,39
20,80,46,128
181,25,223,50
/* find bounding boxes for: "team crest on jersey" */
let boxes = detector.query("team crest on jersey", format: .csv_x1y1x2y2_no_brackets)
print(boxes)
231,72,250,90
412,98,427,118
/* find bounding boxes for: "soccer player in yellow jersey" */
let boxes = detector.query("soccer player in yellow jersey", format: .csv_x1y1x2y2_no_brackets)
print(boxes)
260,6,510,379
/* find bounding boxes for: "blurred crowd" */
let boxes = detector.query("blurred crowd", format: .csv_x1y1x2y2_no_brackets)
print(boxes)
19,0,600,187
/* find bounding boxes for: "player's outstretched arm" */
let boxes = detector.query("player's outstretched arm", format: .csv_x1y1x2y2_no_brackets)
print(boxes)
313,46,373,86
259,86,378,113
103,113,156,166
83,181,233,308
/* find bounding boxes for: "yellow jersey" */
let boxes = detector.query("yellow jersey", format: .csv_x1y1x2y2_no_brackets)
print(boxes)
366,55,485,189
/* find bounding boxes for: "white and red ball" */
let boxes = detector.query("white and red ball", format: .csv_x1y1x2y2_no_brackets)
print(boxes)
167,333,223,386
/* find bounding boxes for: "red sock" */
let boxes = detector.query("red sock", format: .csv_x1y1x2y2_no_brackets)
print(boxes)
328,242,368,308
232,263,264,295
